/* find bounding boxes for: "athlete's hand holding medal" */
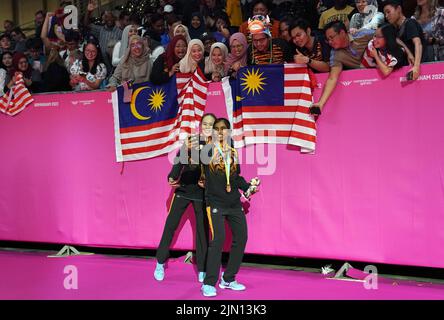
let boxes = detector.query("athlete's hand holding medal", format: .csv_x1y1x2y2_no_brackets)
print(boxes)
244,177,261,201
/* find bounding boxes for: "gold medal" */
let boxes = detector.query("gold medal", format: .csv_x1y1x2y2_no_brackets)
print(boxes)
226,184,231,192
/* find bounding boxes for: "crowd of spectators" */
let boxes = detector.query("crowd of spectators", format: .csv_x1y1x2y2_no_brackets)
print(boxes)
0,0,443,112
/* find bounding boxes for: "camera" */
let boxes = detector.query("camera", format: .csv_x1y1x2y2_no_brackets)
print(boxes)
406,71,413,81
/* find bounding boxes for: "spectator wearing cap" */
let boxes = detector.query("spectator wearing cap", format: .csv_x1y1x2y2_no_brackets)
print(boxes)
239,0,280,38
112,24,139,67
0,34,13,55
188,12,207,40
69,36,107,91
107,35,153,91
84,0,123,74
247,15,293,65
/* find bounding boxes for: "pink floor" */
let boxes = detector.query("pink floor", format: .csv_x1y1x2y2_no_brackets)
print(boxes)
1,250,443,300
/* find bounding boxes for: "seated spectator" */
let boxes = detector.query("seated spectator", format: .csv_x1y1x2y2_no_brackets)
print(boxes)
188,12,207,40
361,23,410,76
41,44,71,92
350,0,385,36
431,4,444,61
7,52,43,93
150,35,187,85
311,20,373,115
318,0,356,30
10,28,27,53
412,0,440,61
239,0,280,38
201,32,217,57
112,24,139,67
3,20,15,37
59,30,82,70
205,42,228,81
224,32,248,78
107,35,153,91
173,24,192,43
179,39,206,74
290,18,331,73
383,0,431,80
69,36,107,91
247,15,293,65
0,34,13,55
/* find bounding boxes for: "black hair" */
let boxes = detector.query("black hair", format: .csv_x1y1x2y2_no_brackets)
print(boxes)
378,23,405,68
213,118,231,130
81,35,104,74
289,18,311,33
0,33,11,41
35,10,45,16
25,37,43,50
150,13,165,26
119,11,130,20
323,20,347,34
65,29,81,43
0,51,13,69
382,0,403,10
252,0,272,12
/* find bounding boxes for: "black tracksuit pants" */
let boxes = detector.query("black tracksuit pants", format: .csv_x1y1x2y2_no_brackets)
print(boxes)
156,194,208,272
203,205,248,286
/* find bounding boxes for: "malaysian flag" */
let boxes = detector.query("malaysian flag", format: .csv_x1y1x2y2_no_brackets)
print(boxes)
226,64,316,153
112,69,209,162
0,73,33,116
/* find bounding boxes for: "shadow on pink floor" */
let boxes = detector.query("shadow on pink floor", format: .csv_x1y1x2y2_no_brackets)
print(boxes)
1,250,443,300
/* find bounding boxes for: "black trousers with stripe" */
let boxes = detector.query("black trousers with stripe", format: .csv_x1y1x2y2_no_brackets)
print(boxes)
156,194,208,272
204,205,248,286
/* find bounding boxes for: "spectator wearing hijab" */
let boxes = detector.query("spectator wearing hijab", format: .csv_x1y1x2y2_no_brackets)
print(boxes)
7,52,43,93
151,35,188,84
204,42,228,81
107,35,153,91
189,12,207,40
179,39,206,75
112,24,139,67
173,24,192,43
224,32,248,78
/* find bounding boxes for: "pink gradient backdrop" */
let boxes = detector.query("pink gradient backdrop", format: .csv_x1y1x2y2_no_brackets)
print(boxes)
1,63,444,268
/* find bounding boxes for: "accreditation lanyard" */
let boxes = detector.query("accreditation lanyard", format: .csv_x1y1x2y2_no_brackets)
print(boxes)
216,143,231,192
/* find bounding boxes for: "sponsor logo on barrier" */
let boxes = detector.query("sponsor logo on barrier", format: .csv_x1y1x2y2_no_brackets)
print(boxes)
341,81,352,86
71,101,79,105
79,100,95,106
400,73,444,82
341,78,379,87
34,101,59,107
